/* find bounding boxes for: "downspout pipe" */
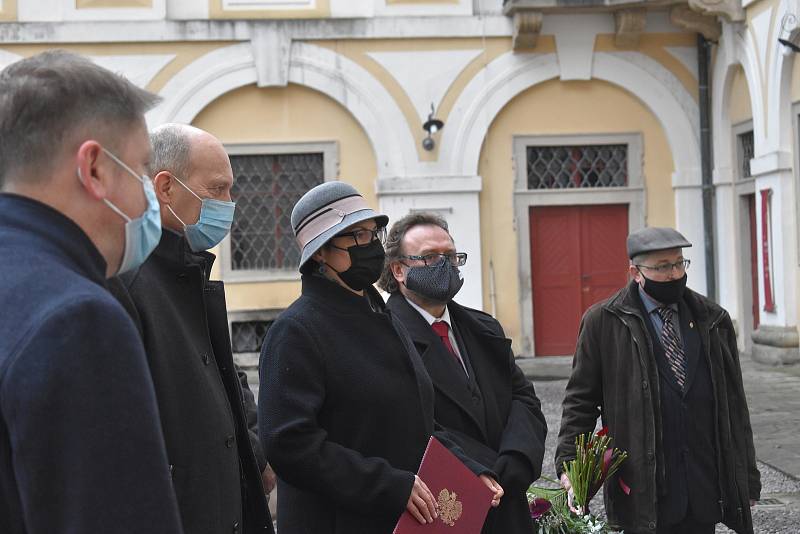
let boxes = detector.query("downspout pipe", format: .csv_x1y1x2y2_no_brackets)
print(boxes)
698,33,717,301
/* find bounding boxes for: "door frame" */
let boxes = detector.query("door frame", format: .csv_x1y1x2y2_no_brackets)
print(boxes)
513,133,646,356
732,120,757,352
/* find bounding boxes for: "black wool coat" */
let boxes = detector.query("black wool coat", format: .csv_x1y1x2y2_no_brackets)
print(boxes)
109,230,273,534
259,275,489,534
387,294,547,534
556,281,761,534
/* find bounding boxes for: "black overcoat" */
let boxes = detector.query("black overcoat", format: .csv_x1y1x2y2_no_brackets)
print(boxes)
387,294,547,534
259,275,488,534
109,230,273,534
556,281,761,533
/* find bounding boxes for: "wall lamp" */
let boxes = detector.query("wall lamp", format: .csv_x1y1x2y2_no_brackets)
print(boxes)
422,103,444,151
779,13,800,53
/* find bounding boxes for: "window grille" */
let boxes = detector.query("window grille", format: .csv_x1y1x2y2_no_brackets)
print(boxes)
737,130,754,179
230,153,324,271
231,320,275,354
526,144,628,189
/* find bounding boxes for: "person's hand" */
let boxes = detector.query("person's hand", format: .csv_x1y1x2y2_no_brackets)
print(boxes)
560,473,581,514
479,475,504,507
261,464,277,494
406,475,438,524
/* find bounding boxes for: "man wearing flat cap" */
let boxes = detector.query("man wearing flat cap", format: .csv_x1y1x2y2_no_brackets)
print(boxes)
555,227,760,534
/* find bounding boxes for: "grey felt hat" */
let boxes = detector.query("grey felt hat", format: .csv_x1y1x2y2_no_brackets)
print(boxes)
627,227,692,259
291,181,389,269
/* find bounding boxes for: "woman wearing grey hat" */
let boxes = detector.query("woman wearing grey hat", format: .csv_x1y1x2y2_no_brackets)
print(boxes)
257,181,502,534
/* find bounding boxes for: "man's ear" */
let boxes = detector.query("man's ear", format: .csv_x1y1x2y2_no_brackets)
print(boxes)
76,140,106,201
152,171,174,205
391,261,405,283
628,264,641,283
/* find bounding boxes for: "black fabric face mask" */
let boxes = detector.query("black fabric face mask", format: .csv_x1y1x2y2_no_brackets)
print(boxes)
404,258,464,304
641,273,687,305
330,239,386,291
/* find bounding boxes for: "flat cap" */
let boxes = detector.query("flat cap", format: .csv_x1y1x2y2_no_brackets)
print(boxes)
627,227,692,259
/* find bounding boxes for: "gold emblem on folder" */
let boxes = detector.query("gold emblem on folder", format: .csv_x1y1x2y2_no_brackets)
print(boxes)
437,489,463,526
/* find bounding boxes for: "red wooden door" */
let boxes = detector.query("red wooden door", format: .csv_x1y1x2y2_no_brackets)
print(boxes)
530,205,629,356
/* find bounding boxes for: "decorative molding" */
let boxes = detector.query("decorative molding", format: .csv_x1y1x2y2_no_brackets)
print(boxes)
90,54,175,88
149,42,414,179
614,8,647,48
687,0,744,23
511,11,543,50
366,49,483,124
251,24,291,87
669,4,721,41
665,46,699,79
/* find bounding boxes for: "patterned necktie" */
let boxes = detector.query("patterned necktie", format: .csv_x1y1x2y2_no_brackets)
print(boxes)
657,307,686,389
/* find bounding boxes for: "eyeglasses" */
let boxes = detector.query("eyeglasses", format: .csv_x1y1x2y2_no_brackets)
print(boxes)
635,259,691,275
333,226,387,247
400,253,468,267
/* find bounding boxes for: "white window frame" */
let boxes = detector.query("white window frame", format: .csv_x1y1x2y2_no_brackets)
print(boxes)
732,120,755,183
512,133,645,356
219,142,339,283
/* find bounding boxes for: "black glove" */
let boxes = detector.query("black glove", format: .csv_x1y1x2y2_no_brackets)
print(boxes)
493,452,535,495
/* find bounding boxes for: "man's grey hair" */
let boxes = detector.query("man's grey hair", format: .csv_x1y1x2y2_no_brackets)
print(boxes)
377,212,451,294
0,50,160,186
149,124,193,179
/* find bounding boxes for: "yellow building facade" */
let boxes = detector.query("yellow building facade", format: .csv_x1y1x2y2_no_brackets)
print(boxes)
1,0,797,363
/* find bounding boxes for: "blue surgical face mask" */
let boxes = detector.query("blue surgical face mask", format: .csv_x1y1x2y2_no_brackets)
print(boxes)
79,147,162,275
166,174,236,252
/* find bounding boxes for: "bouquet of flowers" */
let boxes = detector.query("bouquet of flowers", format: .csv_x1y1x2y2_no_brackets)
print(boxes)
527,427,629,534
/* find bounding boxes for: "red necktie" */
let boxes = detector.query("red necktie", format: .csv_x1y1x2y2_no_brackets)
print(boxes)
431,321,458,359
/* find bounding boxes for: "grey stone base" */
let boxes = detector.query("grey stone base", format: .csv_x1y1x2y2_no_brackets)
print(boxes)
752,325,800,365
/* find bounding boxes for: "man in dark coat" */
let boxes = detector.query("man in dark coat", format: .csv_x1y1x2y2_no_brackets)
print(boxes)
0,51,183,533
379,212,547,534
108,124,274,534
556,227,760,534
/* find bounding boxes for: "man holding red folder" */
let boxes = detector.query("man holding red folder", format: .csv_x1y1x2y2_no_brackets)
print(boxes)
380,213,547,533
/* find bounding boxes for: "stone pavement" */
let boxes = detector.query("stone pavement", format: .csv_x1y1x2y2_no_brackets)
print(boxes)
521,353,800,533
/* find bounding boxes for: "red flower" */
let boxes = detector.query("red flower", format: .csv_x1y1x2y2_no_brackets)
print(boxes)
596,426,609,437
529,498,552,519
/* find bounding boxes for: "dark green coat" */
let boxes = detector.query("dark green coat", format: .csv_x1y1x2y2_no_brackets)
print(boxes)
556,281,760,533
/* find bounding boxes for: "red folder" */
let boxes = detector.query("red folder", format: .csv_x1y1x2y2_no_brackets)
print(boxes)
393,436,494,534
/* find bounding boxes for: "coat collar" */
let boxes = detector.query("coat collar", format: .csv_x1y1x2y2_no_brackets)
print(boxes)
0,193,107,284
152,228,215,276
386,293,512,442
301,274,386,316
604,280,722,329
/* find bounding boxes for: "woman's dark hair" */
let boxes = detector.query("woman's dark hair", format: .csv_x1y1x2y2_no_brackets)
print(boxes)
377,212,450,294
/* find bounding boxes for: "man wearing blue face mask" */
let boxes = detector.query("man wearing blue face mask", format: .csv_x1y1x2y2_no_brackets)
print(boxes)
0,51,182,533
108,124,274,534
379,212,547,534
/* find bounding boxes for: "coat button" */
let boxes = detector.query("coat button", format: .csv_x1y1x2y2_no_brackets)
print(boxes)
169,464,175,479
647,451,654,462
232,521,240,533
225,435,235,448
642,381,649,390
648,521,656,530
201,353,210,365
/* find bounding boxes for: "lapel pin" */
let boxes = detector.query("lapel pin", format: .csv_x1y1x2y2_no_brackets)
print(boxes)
689,322,694,329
